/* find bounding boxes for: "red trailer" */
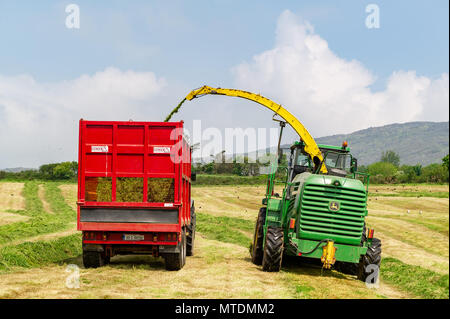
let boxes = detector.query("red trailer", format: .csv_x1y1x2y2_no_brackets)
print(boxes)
77,119,196,270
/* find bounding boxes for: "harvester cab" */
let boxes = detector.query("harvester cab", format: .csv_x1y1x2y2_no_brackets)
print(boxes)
290,140,356,179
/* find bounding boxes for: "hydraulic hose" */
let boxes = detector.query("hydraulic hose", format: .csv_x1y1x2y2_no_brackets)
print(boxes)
289,238,333,255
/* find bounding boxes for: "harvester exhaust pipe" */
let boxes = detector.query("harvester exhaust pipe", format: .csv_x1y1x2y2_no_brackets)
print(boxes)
273,114,287,164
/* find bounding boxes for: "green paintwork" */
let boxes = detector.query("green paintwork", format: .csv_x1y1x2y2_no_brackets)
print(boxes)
261,141,373,264
267,198,282,211
288,237,368,263
296,174,367,245
292,141,351,152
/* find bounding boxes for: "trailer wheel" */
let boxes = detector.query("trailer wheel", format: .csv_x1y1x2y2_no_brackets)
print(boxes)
262,227,284,272
83,251,104,268
164,228,186,271
186,210,196,256
181,227,187,267
357,238,382,283
251,207,266,265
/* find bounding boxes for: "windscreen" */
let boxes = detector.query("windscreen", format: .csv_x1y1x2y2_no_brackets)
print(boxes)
322,151,351,171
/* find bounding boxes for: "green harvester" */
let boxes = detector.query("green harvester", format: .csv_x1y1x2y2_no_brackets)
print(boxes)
251,141,382,282
168,84,381,281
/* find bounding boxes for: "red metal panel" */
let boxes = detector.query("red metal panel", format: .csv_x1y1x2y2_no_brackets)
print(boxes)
85,154,112,173
117,125,145,144
83,240,177,245
147,154,174,174
77,120,192,237
117,154,144,173
148,125,175,145
79,222,180,232
85,125,113,144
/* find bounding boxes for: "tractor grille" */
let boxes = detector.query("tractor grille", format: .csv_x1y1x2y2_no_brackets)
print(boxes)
299,183,366,243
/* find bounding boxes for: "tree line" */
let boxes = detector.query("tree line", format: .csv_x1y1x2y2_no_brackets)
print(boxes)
359,151,449,184
194,151,449,184
0,161,78,181
1,152,448,184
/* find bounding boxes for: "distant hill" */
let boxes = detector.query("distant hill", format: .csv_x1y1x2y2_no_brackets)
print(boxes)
185,121,449,166
314,121,449,166
0,167,35,173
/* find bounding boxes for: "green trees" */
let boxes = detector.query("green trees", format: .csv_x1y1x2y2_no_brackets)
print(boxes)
364,151,448,184
53,162,78,179
420,164,448,183
381,150,400,167
194,156,273,177
442,154,449,170
0,161,78,180
367,162,398,183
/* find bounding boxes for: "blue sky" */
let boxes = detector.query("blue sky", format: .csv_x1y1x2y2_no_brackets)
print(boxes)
0,1,447,84
0,1,448,167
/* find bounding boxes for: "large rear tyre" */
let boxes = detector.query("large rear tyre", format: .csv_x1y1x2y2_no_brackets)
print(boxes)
186,208,196,257
262,227,284,272
164,228,186,271
251,207,266,265
357,238,382,283
83,251,104,268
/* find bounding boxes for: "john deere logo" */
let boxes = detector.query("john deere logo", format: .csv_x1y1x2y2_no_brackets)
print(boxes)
329,201,340,212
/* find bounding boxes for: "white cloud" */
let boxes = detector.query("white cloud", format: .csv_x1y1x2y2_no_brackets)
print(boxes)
1,10,448,168
232,10,449,137
0,67,167,168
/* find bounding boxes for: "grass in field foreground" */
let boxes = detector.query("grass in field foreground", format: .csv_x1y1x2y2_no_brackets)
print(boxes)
0,234,81,272
197,209,448,299
196,213,254,248
0,182,75,245
381,257,449,299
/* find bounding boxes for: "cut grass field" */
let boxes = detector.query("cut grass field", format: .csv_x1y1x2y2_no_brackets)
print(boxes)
0,181,447,299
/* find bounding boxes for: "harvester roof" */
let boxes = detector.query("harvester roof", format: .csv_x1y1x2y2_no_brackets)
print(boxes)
292,141,351,153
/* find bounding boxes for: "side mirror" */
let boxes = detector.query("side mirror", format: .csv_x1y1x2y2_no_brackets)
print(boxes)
351,158,358,173
191,172,197,182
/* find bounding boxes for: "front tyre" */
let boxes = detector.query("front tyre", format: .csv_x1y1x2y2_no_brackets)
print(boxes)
262,227,284,272
251,207,266,265
357,238,382,283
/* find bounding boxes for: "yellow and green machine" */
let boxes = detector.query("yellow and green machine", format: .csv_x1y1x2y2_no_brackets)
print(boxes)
171,85,382,281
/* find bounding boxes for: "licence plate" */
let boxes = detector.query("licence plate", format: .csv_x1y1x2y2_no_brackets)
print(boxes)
123,234,145,241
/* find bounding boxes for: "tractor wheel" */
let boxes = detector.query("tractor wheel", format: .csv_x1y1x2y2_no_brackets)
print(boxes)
186,209,196,256
357,238,382,283
251,207,266,265
361,223,367,243
262,227,284,272
164,228,186,271
83,251,104,268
